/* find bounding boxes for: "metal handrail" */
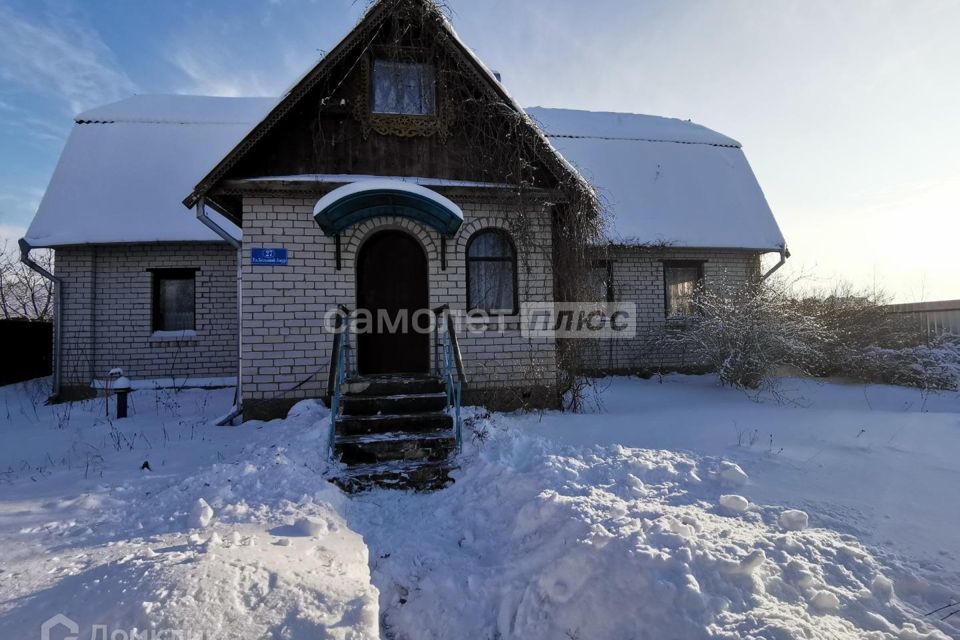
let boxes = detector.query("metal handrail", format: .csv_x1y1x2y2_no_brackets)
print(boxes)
328,305,352,459
433,306,466,452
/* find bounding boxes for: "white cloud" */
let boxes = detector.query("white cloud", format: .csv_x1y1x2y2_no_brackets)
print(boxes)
170,48,281,98
0,4,137,115
165,0,345,98
0,223,28,249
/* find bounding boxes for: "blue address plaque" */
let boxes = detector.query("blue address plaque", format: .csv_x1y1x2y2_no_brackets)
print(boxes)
251,248,288,266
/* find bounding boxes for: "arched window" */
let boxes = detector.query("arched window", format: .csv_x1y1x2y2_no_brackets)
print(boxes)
466,229,517,314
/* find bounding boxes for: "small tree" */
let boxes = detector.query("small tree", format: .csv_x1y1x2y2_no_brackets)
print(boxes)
0,240,54,321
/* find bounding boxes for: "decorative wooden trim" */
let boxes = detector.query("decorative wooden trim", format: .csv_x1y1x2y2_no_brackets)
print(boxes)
184,1,394,207
185,1,588,211
353,54,454,141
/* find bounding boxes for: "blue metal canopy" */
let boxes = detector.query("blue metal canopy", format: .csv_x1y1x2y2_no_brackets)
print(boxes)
313,181,464,237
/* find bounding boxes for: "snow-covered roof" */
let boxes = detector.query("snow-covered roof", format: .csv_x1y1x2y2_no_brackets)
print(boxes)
183,0,587,211
25,96,784,252
76,94,273,125
23,95,272,248
527,107,786,251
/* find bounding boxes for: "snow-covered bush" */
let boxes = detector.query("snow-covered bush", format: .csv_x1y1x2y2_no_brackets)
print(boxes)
666,280,832,390
852,335,960,391
793,283,918,377
665,277,955,393
790,284,956,390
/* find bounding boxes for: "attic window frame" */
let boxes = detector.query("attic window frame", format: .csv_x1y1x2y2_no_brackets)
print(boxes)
357,49,449,140
370,58,438,117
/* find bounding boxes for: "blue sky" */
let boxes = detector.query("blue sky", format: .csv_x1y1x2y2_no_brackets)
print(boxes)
1,0,957,301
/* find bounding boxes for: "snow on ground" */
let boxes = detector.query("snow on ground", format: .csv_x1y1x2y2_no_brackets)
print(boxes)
0,375,958,639
0,382,377,639
519,376,960,602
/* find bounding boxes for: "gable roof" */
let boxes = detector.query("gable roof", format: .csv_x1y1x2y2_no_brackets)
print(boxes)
24,97,786,251
23,96,271,248
182,0,588,212
528,108,786,252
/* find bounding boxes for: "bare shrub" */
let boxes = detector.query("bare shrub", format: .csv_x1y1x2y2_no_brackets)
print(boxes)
668,275,955,393
787,282,956,390
852,335,960,391
793,283,919,376
667,278,832,390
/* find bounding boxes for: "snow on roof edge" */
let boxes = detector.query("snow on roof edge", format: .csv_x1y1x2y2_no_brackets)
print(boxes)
527,106,741,148
75,95,275,125
313,178,465,221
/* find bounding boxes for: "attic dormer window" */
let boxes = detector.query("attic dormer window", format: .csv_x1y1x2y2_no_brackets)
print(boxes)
372,60,436,116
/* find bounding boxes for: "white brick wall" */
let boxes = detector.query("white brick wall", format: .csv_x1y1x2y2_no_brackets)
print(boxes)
49,212,767,406
240,193,558,409
55,243,238,388
578,246,762,372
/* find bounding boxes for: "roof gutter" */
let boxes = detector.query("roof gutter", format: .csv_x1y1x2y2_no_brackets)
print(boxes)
196,198,243,425
196,198,241,249
761,245,790,282
18,238,62,399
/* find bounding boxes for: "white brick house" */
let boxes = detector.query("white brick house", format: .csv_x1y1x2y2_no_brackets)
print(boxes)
21,0,786,421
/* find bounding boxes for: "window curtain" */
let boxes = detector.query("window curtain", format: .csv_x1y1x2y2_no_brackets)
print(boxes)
665,265,702,318
373,60,436,115
468,231,516,312
470,261,514,311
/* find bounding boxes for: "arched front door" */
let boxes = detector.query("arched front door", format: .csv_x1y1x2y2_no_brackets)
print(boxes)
356,230,430,375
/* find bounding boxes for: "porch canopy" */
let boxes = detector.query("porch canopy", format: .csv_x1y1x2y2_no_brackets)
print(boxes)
313,179,465,237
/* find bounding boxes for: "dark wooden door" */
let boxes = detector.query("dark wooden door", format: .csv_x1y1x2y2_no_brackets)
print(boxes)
356,230,430,375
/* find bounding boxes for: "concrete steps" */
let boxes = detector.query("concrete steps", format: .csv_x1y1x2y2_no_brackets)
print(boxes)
332,375,455,491
332,460,453,493
336,411,453,437
342,392,448,417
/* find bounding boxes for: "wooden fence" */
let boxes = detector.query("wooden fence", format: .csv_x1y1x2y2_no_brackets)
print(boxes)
0,319,53,386
885,300,960,338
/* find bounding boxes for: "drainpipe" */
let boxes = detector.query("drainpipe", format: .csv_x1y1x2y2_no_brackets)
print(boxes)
196,198,244,425
19,239,62,400
761,245,790,282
